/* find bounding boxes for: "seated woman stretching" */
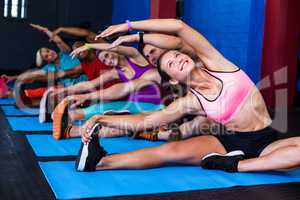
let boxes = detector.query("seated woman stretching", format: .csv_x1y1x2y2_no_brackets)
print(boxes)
74,19,300,173
52,42,165,140
39,26,118,122
52,31,209,140
13,24,87,108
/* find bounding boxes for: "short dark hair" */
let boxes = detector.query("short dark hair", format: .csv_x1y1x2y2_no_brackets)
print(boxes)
72,41,85,48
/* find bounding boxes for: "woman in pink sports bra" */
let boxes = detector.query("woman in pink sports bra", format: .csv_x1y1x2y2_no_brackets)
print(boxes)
74,19,300,173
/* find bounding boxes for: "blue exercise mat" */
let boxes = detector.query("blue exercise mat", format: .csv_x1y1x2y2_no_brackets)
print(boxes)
27,135,164,157
1,105,39,116
7,117,52,132
0,98,15,105
39,161,300,199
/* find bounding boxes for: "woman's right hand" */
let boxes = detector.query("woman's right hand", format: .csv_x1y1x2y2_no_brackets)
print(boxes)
30,23,49,33
51,88,66,99
30,23,55,42
68,94,88,109
95,23,128,40
81,115,100,144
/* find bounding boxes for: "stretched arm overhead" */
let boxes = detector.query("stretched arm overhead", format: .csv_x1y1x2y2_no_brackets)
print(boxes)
109,33,198,60
52,26,106,43
30,23,71,53
70,42,142,59
98,19,237,70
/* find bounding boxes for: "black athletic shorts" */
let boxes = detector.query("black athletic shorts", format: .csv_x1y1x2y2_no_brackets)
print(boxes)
214,126,280,159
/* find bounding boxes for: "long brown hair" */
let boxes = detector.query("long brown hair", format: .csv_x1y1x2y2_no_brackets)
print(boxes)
157,50,188,103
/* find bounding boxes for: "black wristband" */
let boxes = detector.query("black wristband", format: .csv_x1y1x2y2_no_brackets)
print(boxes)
138,31,144,43
138,31,144,53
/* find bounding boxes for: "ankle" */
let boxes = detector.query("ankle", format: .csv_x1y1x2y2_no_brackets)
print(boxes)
96,156,109,168
237,160,248,172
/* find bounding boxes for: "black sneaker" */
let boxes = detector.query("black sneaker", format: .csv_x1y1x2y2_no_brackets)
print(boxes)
201,150,245,172
75,123,107,172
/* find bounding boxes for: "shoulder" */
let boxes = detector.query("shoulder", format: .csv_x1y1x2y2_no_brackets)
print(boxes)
182,91,204,114
201,53,239,72
139,68,161,83
42,63,56,72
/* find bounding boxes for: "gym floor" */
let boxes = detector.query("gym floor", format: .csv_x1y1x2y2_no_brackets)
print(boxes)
0,108,300,200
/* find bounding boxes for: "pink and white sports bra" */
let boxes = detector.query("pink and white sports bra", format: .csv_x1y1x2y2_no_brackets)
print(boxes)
190,68,254,124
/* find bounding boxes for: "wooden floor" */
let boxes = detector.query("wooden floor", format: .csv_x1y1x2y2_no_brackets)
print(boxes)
0,108,300,200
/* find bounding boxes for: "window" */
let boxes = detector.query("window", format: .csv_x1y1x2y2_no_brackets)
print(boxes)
3,0,27,19
4,0,8,17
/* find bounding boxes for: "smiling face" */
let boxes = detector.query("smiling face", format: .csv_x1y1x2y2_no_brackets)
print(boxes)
143,44,166,66
97,51,119,67
39,48,58,63
159,50,195,83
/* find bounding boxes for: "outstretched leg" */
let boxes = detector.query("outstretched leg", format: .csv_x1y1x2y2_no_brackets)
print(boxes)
69,109,85,121
238,137,300,172
96,135,227,170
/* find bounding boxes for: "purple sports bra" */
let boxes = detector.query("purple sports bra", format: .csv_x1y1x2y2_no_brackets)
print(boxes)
116,58,161,104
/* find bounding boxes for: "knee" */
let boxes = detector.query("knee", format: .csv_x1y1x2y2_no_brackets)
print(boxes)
157,142,181,159
158,142,196,162
295,138,300,147
291,137,300,148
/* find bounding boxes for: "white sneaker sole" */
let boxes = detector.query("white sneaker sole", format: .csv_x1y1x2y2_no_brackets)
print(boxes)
39,88,55,123
77,123,101,171
202,150,245,161
77,144,88,171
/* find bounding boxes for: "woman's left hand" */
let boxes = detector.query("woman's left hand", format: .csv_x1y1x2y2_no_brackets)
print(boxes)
108,34,139,49
70,45,89,59
95,23,128,40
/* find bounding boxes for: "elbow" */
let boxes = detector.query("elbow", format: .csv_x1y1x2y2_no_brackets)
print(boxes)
174,19,185,32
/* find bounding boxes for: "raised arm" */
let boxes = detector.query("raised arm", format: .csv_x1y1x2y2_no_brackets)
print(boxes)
109,33,198,59
98,19,236,70
70,42,141,59
52,26,106,43
30,23,71,53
